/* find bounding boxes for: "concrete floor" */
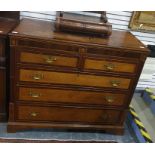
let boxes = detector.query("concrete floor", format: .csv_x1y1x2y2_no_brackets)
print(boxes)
131,93,155,142
0,121,137,142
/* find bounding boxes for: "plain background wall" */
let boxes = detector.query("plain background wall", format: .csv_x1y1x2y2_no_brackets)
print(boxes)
20,11,155,89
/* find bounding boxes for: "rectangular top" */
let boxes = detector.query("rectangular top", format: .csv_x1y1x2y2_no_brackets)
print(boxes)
10,18,149,53
0,17,19,37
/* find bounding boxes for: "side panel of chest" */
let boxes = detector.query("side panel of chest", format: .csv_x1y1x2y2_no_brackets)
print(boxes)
0,38,6,121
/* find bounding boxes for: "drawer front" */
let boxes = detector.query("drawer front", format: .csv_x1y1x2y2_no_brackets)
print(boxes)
19,87,126,106
20,69,131,89
20,52,78,67
84,59,137,74
16,39,80,53
17,105,122,124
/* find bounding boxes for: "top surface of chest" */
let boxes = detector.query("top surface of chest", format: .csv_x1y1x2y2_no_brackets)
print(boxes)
10,18,149,54
0,18,18,37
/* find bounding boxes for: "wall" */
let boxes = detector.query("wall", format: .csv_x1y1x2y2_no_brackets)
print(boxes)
20,11,155,89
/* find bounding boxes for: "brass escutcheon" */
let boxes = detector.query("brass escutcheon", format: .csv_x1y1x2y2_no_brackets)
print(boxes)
29,91,41,98
104,63,115,70
110,80,120,87
105,96,114,103
31,112,37,117
31,72,44,80
44,56,57,64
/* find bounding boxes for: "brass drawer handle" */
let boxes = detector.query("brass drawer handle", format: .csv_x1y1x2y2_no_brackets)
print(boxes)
110,80,120,87
31,72,44,80
31,112,37,117
29,92,41,98
105,96,114,104
104,63,115,70
44,56,57,64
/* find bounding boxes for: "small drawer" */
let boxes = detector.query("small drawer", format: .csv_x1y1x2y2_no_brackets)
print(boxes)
20,52,78,68
17,105,122,124
84,58,137,74
19,69,131,89
18,87,127,106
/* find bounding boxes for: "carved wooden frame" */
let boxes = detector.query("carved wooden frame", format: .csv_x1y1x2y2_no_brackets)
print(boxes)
129,11,155,32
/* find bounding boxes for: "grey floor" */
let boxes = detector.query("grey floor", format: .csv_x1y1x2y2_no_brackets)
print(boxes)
131,93,155,142
0,122,137,143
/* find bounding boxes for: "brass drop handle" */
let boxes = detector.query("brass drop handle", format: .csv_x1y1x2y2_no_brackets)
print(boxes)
44,56,57,64
31,112,37,117
105,96,114,104
110,80,120,87
104,63,115,70
32,72,44,80
29,92,41,98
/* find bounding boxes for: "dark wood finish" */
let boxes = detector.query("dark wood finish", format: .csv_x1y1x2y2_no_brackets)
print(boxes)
9,19,148,52
0,12,19,20
0,12,19,122
0,69,6,120
20,51,78,67
55,12,112,36
7,121,124,135
19,69,131,89
0,18,19,37
8,18,149,134
18,87,127,106
17,105,122,124
84,58,137,74
0,39,5,56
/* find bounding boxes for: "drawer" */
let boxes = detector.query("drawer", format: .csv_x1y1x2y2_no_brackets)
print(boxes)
18,87,127,106
19,69,131,89
16,39,80,53
17,105,122,124
20,51,78,68
84,58,137,74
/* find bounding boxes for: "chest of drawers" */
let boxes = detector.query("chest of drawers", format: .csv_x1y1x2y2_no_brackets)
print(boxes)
7,18,149,134
0,13,19,121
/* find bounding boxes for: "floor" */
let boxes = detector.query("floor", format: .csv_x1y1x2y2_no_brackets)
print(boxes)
0,121,137,143
131,93,155,142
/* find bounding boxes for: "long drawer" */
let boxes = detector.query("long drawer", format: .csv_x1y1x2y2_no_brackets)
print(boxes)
19,69,131,89
20,51,78,68
16,38,80,53
18,87,127,106
16,105,122,124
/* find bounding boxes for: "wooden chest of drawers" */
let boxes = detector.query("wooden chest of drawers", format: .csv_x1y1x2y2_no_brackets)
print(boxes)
7,18,149,134
0,13,19,121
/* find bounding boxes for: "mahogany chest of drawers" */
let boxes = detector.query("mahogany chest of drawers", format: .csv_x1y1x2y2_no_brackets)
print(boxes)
7,18,149,134
0,12,19,121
